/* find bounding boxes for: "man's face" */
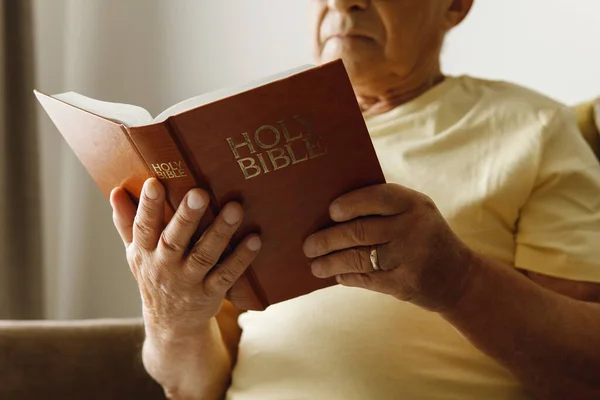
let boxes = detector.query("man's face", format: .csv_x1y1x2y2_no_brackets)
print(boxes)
310,0,452,87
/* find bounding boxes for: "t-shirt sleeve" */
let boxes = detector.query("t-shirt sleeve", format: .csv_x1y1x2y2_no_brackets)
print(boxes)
515,107,600,283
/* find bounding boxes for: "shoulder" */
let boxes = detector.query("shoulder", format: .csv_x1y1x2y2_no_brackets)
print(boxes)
454,75,571,128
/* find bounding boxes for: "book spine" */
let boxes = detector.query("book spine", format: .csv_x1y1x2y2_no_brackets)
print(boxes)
127,122,266,310
127,123,212,225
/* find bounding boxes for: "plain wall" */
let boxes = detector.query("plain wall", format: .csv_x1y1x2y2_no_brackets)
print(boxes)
443,0,600,104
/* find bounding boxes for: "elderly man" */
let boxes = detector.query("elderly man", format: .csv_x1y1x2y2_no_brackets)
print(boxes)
110,0,600,399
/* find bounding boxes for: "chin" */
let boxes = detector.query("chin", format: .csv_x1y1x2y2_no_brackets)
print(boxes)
320,51,382,87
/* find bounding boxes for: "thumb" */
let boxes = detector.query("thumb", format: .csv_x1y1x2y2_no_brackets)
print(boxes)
110,187,137,247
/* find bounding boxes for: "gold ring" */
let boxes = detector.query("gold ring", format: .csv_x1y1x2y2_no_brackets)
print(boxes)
369,247,380,271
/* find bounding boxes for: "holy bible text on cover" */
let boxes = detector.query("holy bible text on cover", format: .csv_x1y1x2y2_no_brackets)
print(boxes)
35,59,386,311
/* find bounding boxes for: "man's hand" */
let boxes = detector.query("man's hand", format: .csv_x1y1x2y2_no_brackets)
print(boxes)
304,183,600,400
303,183,475,312
111,178,261,338
110,178,261,399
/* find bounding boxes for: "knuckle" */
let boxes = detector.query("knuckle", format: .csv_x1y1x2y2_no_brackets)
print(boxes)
350,219,368,243
159,231,184,254
354,273,372,286
349,250,367,273
189,248,216,268
174,209,196,228
204,266,239,298
229,249,250,267
133,216,152,236
180,264,201,283
216,268,237,288
204,280,220,298
140,197,161,214
211,227,233,245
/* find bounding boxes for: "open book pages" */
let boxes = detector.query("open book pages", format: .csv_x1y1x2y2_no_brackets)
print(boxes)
51,64,316,128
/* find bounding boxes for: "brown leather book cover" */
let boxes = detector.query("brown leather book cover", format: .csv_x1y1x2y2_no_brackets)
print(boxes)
35,59,386,310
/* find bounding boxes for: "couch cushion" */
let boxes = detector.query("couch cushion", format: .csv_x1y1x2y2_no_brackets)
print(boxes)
0,318,165,400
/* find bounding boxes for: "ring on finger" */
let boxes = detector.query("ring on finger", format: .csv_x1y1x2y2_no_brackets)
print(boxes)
369,246,380,271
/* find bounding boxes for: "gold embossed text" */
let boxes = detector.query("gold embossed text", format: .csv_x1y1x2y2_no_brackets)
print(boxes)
226,112,327,180
151,161,188,179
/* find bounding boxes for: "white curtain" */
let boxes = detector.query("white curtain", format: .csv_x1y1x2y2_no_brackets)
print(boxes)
32,0,311,319
1,0,43,319
30,0,599,319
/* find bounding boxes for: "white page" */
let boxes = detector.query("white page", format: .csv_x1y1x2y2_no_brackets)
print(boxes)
152,64,315,123
52,92,155,127
51,64,316,128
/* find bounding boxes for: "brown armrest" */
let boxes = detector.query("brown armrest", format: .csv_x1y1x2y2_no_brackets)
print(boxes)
0,318,165,400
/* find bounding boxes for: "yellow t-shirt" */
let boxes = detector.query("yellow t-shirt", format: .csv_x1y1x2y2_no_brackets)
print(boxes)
227,76,600,400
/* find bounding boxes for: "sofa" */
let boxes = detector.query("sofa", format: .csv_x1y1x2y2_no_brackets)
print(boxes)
1,99,599,400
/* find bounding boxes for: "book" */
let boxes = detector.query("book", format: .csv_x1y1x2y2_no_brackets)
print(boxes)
34,59,386,311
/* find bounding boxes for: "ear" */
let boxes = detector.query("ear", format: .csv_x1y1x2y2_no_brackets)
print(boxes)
443,0,474,30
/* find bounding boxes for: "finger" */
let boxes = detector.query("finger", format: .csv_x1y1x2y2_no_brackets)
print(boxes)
185,202,243,276
336,272,396,296
133,178,165,250
303,216,393,258
227,276,265,311
110,187,137,247
329,183,419,222
158,188,210,259
311,247,375,278
202,235,261,296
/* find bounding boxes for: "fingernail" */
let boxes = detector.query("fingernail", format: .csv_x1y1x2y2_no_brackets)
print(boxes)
336,275,343,284
303,237,316,257
187,191,205,210
223,205,241,225
329,202,343,220
247,236,262,251
145,180,158,200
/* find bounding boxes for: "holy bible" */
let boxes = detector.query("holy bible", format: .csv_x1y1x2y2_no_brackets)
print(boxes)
35,59,385,311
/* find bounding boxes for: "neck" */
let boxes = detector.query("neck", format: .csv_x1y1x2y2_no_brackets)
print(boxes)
356,70,445,116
